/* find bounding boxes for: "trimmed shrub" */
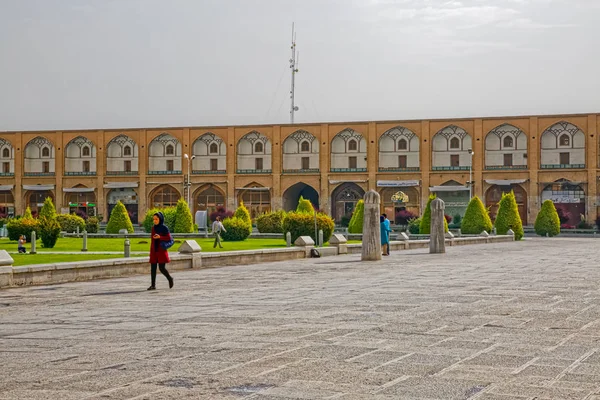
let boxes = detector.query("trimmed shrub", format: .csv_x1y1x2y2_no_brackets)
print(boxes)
234,201,251,224
23,207,33,220
106,201,134,234
173,198,194,233
282,212,334,243
39,197,57,220
419,195,448,234
348,200,364,234
39,217,60,248
6,218,40,242
494,191,524,240
256,210,286,233
86,216,99,233
209,206,233,222
395,210,416,226
408,217,421,234
143,208,160,233
460,196,493,234
57,214,86,233
296,196,315,214
221,217,252,241
163,207,177,232
534,199,560,237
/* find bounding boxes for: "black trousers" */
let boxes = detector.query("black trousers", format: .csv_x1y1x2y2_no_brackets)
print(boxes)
150,263,172,286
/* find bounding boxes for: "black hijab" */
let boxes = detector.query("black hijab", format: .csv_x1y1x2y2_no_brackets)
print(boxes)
153,212,170,235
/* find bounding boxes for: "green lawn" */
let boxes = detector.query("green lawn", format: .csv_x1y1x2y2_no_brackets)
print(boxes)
10,254,125,267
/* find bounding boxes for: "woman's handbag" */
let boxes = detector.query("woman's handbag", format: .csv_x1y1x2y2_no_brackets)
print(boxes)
160,233,174,250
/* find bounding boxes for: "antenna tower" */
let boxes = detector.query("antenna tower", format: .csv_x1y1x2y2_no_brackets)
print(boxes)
289,23,299,124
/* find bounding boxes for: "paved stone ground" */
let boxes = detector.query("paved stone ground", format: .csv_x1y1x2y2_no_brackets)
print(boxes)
2,238,600,399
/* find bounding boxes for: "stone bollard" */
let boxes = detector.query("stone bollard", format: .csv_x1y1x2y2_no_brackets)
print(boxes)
318,230,323,248
361,190,382,261
76,226,80,237
178,240,202,269
81,230,88,252
457,228,462,237
124,238,130,258
429,198,446,254
30,231,37,254
492,227,497,235
507,229,515,240
329,233,348,254
286,232,291,247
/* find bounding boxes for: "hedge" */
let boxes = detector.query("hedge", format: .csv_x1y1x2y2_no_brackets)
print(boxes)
86,216,100,233
460,196,493,234
494,191,524,240
420,195,448,234
256,210,285,233
282,212,334,243
348,200,364,234
40,217,60,248
221,217,252,241
143,207,178,233
534,199,560,237
173,198,194,233
296,196,315,214
106,201,134,234
6,218,40,242
57,214,86,233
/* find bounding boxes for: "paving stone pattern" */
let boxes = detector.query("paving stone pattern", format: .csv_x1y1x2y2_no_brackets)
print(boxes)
2,238,600,399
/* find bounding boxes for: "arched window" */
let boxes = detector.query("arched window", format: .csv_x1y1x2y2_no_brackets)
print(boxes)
503,136,514,148
559,134,570,146
123,145,132,156
209,142,218,154
152,185,180,208
255,142,264,153
2,148,9,158
449,137,460,149
82,146,90,157
42,147,50,157
165,144,174,155
398,139,408,150
300,141,310,152
348,139,357,151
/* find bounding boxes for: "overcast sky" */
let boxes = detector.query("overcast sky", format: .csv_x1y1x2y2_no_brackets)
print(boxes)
0,0,598,131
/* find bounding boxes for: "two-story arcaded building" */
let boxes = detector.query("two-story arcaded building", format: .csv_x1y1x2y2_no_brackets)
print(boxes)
0,112,598,226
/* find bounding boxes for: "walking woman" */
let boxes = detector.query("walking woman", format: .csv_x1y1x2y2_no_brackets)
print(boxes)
148,212,174,290
380,215,391,256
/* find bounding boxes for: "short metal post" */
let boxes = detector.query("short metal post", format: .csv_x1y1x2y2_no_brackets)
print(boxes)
81,230,88,252
124,238,130,258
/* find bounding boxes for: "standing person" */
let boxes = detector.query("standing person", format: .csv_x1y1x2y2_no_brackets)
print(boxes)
148,212,173,291
212,216,227,249
18,235,27,254
382,213,392,255
380,215,391,256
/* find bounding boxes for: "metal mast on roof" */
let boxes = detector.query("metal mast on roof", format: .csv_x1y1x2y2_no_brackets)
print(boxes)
289,23,299,124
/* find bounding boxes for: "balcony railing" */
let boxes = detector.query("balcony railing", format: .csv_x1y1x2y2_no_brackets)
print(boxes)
236,169,272,174
283,168,320,174
106,171,139,176
0,172,14,177
485,165,528,170
330,168,367,173
541,164,585,169
24,172,55,177
148,170,182,175
378,167,420,172
431,166,470,171
192,170,226,175
65,171,97,176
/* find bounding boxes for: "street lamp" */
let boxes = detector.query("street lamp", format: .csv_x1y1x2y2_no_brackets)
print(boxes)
183,153,196,207
468,148,474,200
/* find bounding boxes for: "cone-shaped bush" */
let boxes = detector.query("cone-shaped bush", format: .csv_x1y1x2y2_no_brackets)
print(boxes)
534,200,560,237
420,195,448,234
494,191,524,240
234,201,251,224
39,197,57,220
23,206,34,220
106,200,134,234
348,200,364,234
296,196,315,214
173,198,194,233
461,196,493,234
39,217,60,248
221,216,252,241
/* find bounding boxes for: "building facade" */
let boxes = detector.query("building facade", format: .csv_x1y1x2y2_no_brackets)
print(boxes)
0,112,598,226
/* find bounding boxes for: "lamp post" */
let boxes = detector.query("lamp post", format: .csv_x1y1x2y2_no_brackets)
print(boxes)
183,154,196,207
468,148,474,200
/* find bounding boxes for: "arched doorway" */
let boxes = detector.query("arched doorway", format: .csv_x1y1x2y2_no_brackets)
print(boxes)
0,189,15,218
430,180,470,218
65,186,97,218
151,185,181,208
379,187,420,223
194,184,225,216
107,188,138,222
27,190,54,217
541,180,585,226
283,182,319,211
485,184,527,224
331,183,365,222
238,184,271,219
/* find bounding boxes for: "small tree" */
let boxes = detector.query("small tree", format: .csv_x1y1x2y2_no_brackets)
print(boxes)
348,200,364,234
173,198,194,233
106,200,134,234
39,197,57,220
534,199,560,237
23,206,34,220
461,196,493,234
494,191,524,240
234,201,251,224
296,196,315,214
419,195,448,234
39,217,60,248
